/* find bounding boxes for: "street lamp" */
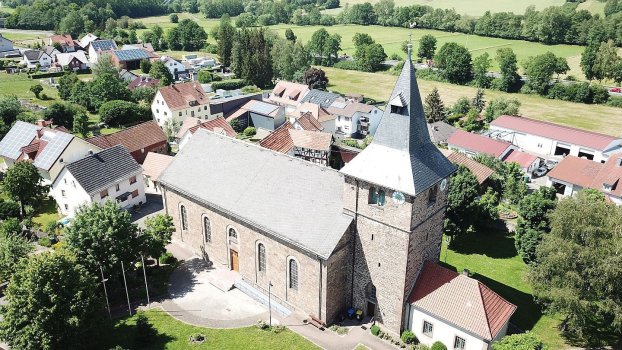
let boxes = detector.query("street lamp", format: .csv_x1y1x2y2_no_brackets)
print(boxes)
268,281,273,327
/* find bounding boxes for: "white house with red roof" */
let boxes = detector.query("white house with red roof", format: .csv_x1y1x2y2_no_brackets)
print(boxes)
503,149,540,175
152,82,211,128
267,81,310,110
489,115,622,163
447,130,515,159
406,262,516,350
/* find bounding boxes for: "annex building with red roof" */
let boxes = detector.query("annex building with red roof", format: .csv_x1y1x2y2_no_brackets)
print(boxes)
447,130,515,159
489,115,622,163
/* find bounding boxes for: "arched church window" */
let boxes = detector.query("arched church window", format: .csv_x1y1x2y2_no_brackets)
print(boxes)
257,243,266,272
203,216,211,243
289,258,298,290
228,227,238,242
180,204,188,230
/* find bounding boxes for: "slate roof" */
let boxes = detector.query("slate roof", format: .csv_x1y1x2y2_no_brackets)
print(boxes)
428,121,457,144
142,152,173,180
90,39,118,52
441,150,494,185
56,51,88,66
340,48,456,196
65,145,142,195
158,82,209,110
159,129,353,259
490,115,619,151
23,50,45,61
408,261,516,341
87,121,167,157
448,130,513,158
301,89,341,109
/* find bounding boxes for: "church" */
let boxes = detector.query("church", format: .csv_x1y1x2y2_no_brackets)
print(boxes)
159,46,460,337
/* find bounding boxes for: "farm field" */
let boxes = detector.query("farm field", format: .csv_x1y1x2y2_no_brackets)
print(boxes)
577,0,607,15
0,29,52,47
0,72,60,107
321,66,622,135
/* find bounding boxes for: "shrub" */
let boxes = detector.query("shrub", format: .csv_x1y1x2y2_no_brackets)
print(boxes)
333,60,360,71
203,43,219,54
492,333,546,350
211,79,246,90
188,333,206,343
241,85,261,93
255,320,269,330
99,100,151,127
38,237,51,247
271,325,285,333
430,341,447,350
401,330,417,344
51,241,65,250
607,97,622,108
159,252,176,265
0,200,20,220
40,93,48,100
415,345,431,350
170,13,179,23
370,324,380,336
243,127,256,136
229,119,243,133
198,70,214,84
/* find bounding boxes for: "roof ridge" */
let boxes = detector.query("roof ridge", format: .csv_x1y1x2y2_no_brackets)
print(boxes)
476,280,495,340
495,115,618,139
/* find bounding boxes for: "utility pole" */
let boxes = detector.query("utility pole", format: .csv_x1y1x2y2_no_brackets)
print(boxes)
121,261,132,316
268,281,273,327
141,254,150,305
100,265,111,319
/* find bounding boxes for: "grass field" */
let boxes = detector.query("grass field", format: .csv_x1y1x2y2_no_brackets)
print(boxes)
0,29,53,47
322,67,622,135
577,0,607,15
96,309,320,350
441,229,566,348
0,72,60,107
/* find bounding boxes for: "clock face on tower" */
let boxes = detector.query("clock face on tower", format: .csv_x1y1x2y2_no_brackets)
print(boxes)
392,191,405,204
440,178,448,191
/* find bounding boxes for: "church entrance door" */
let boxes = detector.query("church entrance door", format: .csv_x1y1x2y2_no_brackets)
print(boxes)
230,249,239,272
367,301,375,317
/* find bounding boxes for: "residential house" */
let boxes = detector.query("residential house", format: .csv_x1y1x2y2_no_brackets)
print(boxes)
406,262,516,350
128,76,160,90
48,34,75,53
88,39,118,64
86,121,168,164
160,56,187,80
78,33,99,51
51,145,145,217
546,155,622,204
142,152,173,193
489,115,621,163
152,82,211,128
327,98,381,139
42,46,61,61
292,112,324,132
259,121,333,166
0,121,100,184
267,81,310,110
503,149,540,176
209,93,262,119
119,69,139,82
177,117,236,150
300,89,340,108
289,102,335,133
441,150,494,186
54,51,88,71
448,130,515,159
226,100,286,131
428,121,457,145
22,50,52,69
110,48,157,70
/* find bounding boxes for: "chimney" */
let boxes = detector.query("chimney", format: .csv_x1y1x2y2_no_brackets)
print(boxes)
617,158,622,167
462,269,470,277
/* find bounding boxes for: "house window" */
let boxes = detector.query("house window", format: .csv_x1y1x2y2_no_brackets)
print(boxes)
454,336,466,350
203,216,211,243
156,109,159,113
422,321,433,337
131,190,138,198
368,187,385,206
64,178,67,184
428,185,438,204
100,189,108,198
61,190,66,197
130,176,137,184
289,259,298,290
390,105,402,114
115,184,120,192
180,205,188,230
228,227,238,242
366,282,377,302
204,106,207,110
257,243,266,272
179,112,182,116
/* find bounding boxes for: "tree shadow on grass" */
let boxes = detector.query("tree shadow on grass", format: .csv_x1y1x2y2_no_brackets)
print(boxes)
89,315,175,350
448,221,518,259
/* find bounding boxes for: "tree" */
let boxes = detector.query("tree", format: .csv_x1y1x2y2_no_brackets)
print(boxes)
523,52,568,95
149,60,174,86
450,96,470,116
514,186,557,263
272,39,311,81
99,100,150,127
471,88,486,113
581,42,599,81
131,87,157,105
304,67,329,90
0,225,33,282
529,191,622,345
43,102,84,129
29,84,43,99
418,34,437,60
492,333,546,350
593,40,621,82
197,70,214,83
434,42,472,84
230,28,273,88
496,48,520,92
2,161,48,219
58,73,79,100
140,59,152,74
72,112,90,138
170,13,178,23
167,19,207,51
128,29,138,44
355,42,386,72
484,97,520,122
352,32,374,47
444,165,480,237
217,15,235,67
0,251,101,350
285,28,296,42
92,54,118,77
58,11,84,39
424,88,446,122
0,95,22,136
472,52,491,88
502,162,527,205
307,29,341,66
65,201,142,273
142,214,175,265
88,73,131,111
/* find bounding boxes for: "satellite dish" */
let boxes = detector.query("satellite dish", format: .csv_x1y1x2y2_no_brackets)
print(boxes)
440,178,448,191
392,191,405,205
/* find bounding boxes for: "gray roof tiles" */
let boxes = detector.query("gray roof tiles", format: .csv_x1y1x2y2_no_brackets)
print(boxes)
300,89,341,109
65,145,142,195
159,129,353,259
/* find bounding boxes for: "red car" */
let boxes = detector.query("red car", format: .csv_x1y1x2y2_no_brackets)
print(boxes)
611,87,622,93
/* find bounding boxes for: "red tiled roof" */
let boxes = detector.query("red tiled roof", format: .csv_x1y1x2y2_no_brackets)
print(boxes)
269,81,309,106
159,82,209,111
142,152,173,180
259,122,295,153
408,261,516,341
502,149,539,169
50,34,74,46
548,155,622,197
442,150,494,185
491,115,618,151
296,112,324,132
448,130,512,158
259,122,332,154
186,117,237,138
87,121,167,156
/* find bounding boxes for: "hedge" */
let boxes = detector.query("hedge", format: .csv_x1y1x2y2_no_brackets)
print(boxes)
211,79,246,91
29,69,91,80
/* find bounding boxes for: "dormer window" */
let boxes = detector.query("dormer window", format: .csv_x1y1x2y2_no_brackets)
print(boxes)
369,187,385,206
391,105,403,114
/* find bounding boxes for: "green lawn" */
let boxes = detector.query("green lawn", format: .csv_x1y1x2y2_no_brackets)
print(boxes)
32,197,60,229
0,72,61,108
95,309,320,350
577,0,607,15
321,66,622,135
441,228,566,349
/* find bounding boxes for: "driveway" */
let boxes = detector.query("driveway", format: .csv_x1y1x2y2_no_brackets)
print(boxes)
132,193,164,227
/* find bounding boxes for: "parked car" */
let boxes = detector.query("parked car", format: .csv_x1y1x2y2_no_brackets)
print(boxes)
533,167,548,177
610,87,621,93
545,159,559,169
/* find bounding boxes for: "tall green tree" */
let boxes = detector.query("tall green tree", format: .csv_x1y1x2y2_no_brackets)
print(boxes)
149,60,174,86
514,186,557,263
418,34,437,60
272,39,310,81
472,52,492,88
2,162,48,219
523,52,568,95
72,112,90,138
444,165,481,237
496,48,520,92
166,19,207,51
285,28,296,42
0,95,22,132
142,214,175,265
471,88,486,113
92,54,118,77
0,251,101,350
88,73,131,112
43,102,84,129
502,162,527,204
217,14,236,67
307,28,341,66
353,35,386,72
303,67,329,90
484,97,520,122
424,87,446,122
434,42,472,84
0,222,32,282
57,73,79,100
593,40,621,82
230,28,273,88
65,201,142,273
581,42,599,81
529,191,622,345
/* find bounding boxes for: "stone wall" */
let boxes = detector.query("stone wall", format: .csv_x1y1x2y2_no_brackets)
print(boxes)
325,226,354,323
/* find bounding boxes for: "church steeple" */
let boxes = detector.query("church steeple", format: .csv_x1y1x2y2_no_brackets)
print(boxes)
340,37,455,196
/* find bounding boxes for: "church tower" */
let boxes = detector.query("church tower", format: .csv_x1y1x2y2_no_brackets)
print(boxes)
340,42,456,336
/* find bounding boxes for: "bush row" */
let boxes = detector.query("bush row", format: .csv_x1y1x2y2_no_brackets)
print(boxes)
211,79,247,91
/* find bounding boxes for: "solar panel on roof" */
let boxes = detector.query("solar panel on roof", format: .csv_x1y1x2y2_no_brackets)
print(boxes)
33,132,73,170
0,121,38,159
91,40,117,51
250,102,278,115
114,49,151,62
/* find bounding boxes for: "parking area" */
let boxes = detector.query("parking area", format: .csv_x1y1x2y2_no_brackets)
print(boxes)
131,193,164,227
